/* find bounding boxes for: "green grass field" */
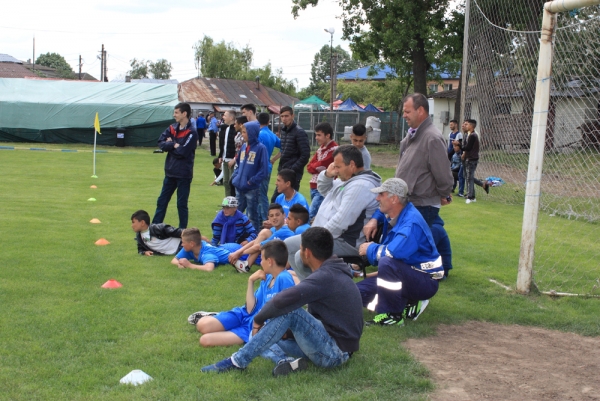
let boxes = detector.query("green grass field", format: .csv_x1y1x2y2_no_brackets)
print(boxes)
1,143,599,401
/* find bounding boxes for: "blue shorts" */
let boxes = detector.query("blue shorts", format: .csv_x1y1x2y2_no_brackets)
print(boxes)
215,306,252,343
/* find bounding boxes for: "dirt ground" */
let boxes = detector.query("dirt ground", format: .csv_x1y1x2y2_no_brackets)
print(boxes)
404,321,600,400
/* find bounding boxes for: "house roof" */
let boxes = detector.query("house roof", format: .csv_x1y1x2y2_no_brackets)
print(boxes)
337,64,460,81
0,63,39,78
0,54,22,63
178,77,298,108
20,63,98,81
432,89,458,99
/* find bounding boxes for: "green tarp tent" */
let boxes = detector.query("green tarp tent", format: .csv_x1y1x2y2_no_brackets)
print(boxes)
0,78,178,147
294,95,329,111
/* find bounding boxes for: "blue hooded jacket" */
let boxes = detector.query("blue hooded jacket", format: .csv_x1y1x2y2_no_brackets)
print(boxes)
232,122,269,192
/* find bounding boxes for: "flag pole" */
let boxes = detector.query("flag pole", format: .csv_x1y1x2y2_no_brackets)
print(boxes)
92,128,98,178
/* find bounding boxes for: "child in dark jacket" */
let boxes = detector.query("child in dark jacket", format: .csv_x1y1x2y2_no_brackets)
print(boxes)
131,210,182,256
450,143,462,193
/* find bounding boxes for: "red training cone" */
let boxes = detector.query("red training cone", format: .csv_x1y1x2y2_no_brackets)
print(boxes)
101,279,122,289
95,238,110,246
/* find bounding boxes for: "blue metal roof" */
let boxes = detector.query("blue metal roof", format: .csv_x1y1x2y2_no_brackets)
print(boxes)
337,64,459,80
0,54,22,63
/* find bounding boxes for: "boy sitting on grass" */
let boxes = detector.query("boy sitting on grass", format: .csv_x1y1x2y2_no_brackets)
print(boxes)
189,240,295,347
286,203,311,235
211,196,257,246
228,203,294,273
131,210,182,256
171,228,241,272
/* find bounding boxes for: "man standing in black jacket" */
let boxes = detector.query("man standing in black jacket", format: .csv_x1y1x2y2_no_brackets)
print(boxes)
202,227,363,376
153,102,198,229
271,106,310,202
217,110,237,197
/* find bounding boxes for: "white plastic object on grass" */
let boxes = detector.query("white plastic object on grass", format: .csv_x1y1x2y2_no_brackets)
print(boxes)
120,369,153,386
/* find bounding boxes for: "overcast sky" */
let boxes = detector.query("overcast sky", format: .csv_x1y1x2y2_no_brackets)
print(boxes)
2,0,350,89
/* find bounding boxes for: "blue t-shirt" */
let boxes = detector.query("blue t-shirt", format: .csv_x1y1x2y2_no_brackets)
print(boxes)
294,223,311,235
260,225,295,246
175,240,231,266
252,270,295,315
258,126,281,172
275,191,310,217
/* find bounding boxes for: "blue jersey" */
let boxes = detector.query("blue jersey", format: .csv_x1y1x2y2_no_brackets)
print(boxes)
275,191,310,217
260,225,295,246
294,223,311,235
176,240,232,266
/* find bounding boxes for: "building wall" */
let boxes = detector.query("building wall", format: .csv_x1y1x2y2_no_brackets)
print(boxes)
554,97,596,148
432,97,457,139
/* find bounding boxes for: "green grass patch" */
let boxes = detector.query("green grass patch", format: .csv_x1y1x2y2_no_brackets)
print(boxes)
0,143,599,400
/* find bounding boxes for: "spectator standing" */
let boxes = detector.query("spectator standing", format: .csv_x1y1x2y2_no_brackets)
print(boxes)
306,122,338,220
196,112,207,146
270,106,310,202
257,112,281,223
350,123,371,170
217,110,238,197
208,112,219,156
447,119,461,161
153,102,198,229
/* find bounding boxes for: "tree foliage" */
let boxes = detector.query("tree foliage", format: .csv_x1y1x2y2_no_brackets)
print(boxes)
35,52,75,79
192,35,297,96
292,0,463,97
149,59,172,79
128,58,173,79
310,44,364,88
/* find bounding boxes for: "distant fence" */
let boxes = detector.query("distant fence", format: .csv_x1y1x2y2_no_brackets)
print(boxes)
294,111,407,147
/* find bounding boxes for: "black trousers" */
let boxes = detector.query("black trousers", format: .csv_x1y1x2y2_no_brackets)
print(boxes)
209,130,217,156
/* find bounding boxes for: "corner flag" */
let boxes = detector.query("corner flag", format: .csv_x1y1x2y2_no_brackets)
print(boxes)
94,112,101,134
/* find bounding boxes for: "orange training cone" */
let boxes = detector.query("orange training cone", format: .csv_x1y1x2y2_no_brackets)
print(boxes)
90,218,101,224
90,185,97,189
95,238,110,246
102,279,122,289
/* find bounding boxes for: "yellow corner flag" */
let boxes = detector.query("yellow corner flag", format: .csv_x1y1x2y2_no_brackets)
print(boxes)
94,112,101,134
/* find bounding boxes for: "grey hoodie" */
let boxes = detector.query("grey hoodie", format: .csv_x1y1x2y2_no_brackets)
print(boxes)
254,256,363,353
314,169,382,248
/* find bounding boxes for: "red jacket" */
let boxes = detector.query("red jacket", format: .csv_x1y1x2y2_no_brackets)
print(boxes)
306,140,338,189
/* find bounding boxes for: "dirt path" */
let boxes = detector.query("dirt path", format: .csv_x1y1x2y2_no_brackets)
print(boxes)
404,321,600,400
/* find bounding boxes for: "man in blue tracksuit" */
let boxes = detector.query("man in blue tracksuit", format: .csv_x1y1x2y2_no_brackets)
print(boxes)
153,102,198,229
357,178,443,326
196,112,207,146
232,122,269,231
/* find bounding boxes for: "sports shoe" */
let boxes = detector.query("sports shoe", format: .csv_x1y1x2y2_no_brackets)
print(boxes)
366,313,405,326
404,299,429,321
483,182,490,194
272,358,309,377
466,198,476,204
457,193,465,197
187,311,217,325
233,259,250,273
201,357,244,373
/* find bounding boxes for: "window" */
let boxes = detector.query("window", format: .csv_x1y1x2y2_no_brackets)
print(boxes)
428,84,438,94
496,102,511,115
443,83,453,91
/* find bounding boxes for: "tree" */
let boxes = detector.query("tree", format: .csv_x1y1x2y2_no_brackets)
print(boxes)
192,35,297,96
292,0,463,97
149,59,172,79
35,52,75,79
128,58,149,79
309,45,364,88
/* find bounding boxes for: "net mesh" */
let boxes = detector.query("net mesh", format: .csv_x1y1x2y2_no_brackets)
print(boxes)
465,0,600,295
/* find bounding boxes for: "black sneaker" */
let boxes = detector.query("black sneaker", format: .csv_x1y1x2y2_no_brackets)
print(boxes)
187,311,217,325
366,313,405,326
404,300,429,321
484,182,490,194
272,358,309,377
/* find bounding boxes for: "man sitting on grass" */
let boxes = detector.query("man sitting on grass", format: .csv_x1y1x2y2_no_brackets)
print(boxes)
189,240,295,349
131,210,182,256
228,204,294,273
171,228,241,272
211,196,257,246
201,227,364,377
359,178,443,326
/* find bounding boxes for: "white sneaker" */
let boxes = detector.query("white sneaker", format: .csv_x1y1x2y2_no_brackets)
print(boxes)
234,259,250,273
466,198,476,204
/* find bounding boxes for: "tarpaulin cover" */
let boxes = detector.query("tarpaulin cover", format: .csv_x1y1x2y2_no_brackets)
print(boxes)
0,79,178,147
337,97,365,112
363,103,381,112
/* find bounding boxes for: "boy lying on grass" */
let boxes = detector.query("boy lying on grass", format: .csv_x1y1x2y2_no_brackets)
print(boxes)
171,228,241,272
131,210,182,256
227,203,294,273
188,240,295,348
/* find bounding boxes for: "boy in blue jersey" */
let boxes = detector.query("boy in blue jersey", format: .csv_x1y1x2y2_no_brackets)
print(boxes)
171,228,241,272
190,240,295,347
264,169,309,229
286,204,310,235
228,204,294,273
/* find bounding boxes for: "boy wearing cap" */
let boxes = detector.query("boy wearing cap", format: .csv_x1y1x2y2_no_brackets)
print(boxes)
211,197,257,246
357,178,443,326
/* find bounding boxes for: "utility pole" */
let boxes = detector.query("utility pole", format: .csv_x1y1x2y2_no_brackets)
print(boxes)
103,47,107,82
100,44,105,82
79,55,82,80
33,36,35,72
332,53,338,105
